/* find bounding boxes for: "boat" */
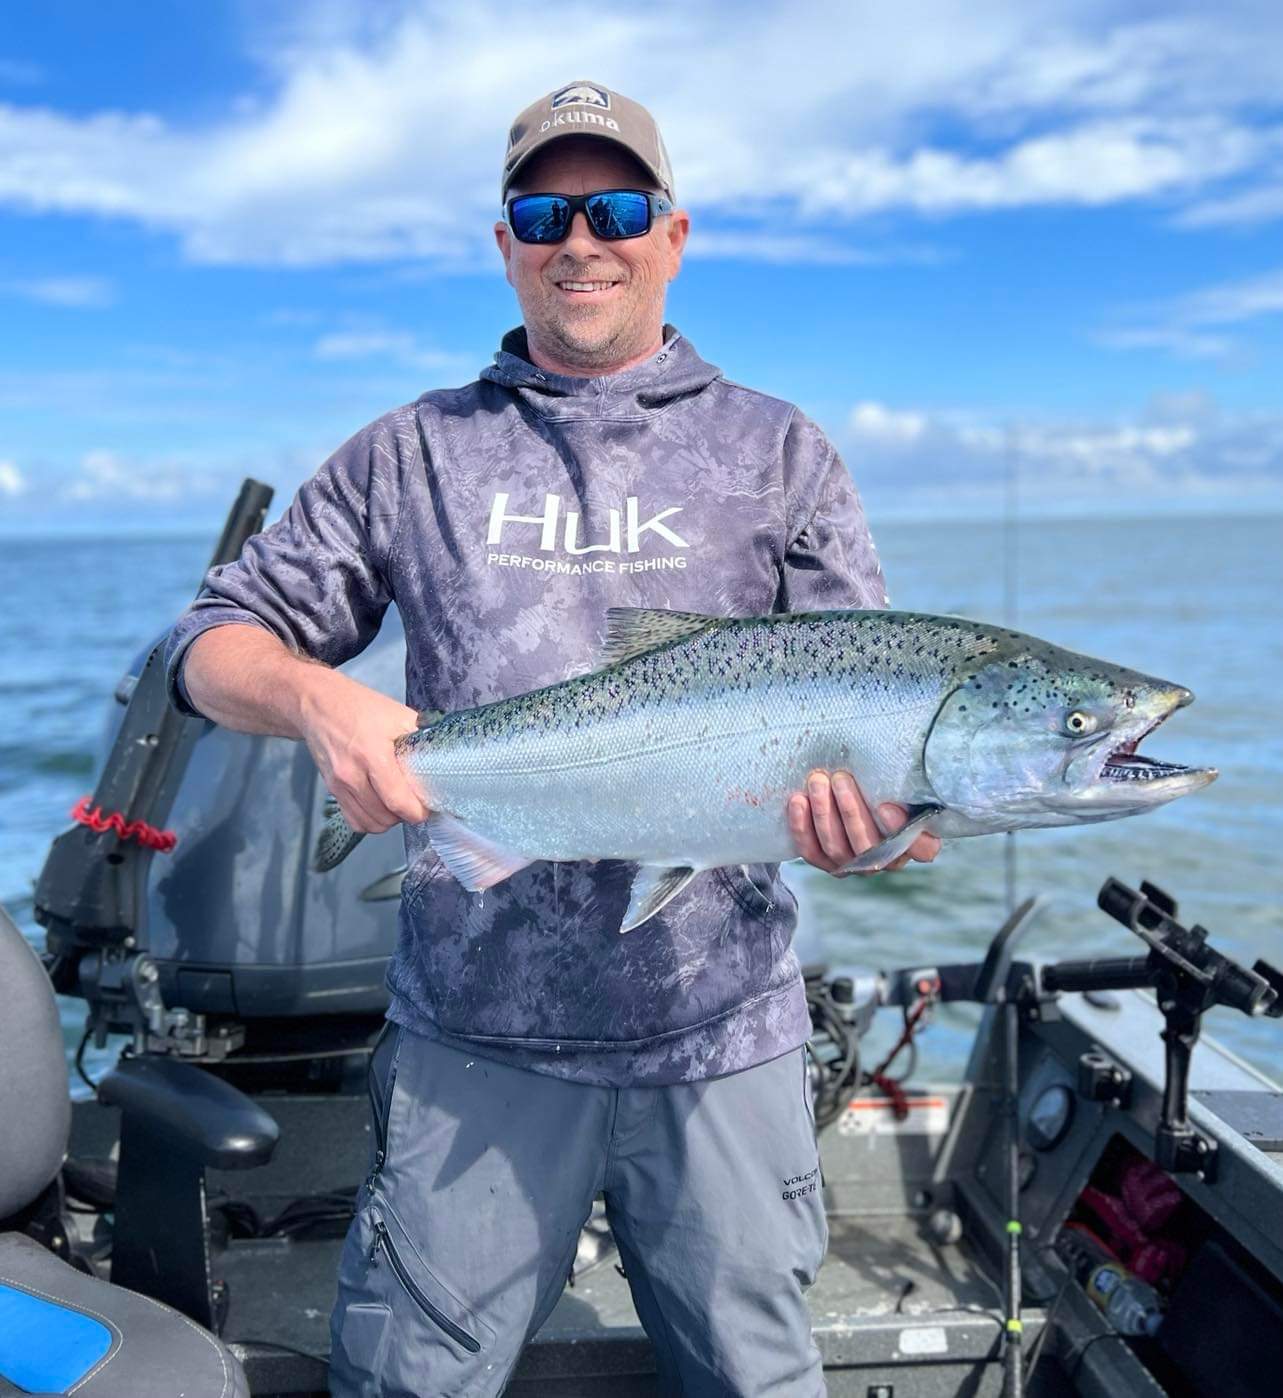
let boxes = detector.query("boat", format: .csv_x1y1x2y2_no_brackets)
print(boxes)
3,481,1282,1397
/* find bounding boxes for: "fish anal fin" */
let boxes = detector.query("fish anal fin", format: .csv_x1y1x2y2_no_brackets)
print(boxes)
427,811,534,891
836,803,943,875
620,865,698,933
600,608,718,668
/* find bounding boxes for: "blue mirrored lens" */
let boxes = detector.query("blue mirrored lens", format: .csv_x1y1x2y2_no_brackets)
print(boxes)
510,195,571,243
585,191,650,238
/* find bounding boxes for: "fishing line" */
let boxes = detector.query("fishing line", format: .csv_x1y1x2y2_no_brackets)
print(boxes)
1003,429,1021,918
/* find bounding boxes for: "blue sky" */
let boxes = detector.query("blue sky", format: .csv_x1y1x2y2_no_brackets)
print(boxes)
2,0,1282,531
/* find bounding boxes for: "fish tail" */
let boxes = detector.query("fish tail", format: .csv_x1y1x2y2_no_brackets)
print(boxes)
312,799,366,872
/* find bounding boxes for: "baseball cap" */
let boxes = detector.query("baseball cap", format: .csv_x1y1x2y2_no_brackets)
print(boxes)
502,80,675,202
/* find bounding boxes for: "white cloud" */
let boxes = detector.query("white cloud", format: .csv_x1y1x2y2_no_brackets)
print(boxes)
797,118,1257,218
313,329,476,375
1179,183,1283,227
1175,128,1283,227
954,15,1283,118
59,450,220,503
686,231,944,266
1177,268,1283,325
1098,265,1283,359
0,2,1279,265
0,460,25,496
1093,326,1236,360
845,394,1283,515
2,276,114,308
848,402,928,444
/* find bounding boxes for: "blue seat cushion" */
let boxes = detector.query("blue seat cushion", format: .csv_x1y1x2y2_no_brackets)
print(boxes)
0,1233,246,1397
0,1280,114,1392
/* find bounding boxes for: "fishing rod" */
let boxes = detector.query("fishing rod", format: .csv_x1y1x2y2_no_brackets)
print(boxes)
816,896,1045,1394
970,894,1044,1398
1000,450,1023,1395
1002,427,1021,922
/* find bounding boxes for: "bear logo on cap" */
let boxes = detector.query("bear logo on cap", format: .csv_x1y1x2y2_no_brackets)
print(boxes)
551,82,611,111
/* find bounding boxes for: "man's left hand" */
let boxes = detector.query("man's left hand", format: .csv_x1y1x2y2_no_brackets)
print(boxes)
788,769,941,876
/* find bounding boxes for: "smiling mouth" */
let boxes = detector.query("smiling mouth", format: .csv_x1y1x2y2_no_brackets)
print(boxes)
555,280,619,294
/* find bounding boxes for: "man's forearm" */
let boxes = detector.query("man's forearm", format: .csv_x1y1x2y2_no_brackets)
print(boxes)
184,623,429,832
182,625,333,738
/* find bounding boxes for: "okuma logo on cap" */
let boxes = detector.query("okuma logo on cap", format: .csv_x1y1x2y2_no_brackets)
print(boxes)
551,82,610,111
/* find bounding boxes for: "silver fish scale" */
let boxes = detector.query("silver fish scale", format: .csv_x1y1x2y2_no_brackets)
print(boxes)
396,611,1005,870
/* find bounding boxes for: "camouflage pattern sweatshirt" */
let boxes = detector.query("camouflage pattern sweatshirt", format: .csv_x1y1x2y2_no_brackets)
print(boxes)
166,326,887,1085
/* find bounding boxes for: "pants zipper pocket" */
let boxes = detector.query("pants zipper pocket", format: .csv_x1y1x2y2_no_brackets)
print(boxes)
369,1219,481,1354
365,1027,401,1194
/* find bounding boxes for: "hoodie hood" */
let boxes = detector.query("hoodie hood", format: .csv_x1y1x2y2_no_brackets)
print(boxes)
481,323,722,419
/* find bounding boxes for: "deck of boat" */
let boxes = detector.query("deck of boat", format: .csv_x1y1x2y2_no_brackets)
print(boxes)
71,1087,1072,1396
69,984,1283,1396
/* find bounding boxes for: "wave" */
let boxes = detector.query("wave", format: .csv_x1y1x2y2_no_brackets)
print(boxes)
0,744,96,794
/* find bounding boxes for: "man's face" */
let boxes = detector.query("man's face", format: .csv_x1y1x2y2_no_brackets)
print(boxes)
494,139,690,374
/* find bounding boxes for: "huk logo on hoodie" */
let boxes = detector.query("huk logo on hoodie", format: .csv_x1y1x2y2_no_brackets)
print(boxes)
486,491,690,578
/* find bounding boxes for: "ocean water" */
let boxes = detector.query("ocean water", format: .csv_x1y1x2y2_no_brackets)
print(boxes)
1,513,1280,1089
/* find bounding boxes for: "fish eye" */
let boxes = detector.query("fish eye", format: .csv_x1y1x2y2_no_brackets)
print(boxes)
1064,710,1098,737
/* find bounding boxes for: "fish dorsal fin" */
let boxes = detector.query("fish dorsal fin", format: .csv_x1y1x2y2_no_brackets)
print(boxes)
600,608,718,668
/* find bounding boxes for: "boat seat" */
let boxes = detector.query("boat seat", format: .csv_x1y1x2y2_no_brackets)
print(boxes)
0,1232,249,1397
0,907,249,1397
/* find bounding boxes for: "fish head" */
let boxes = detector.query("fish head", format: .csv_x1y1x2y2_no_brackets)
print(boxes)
922,636,1217,827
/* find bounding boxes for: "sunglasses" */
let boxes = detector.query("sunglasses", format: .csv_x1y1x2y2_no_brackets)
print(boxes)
504,188,674,244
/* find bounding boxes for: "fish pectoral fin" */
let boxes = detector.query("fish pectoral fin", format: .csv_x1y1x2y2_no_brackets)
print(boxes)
620,865,698,934
599,608,718,667
313,799,365,872
426,811,534,891
359,865,408,902
836,803,944,875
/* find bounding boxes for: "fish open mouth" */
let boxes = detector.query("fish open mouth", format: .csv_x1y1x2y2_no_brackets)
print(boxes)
1100,710,1198,784
1102,750,1194,782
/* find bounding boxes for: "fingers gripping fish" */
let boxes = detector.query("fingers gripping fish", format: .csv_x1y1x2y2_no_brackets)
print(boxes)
312,607,1216,933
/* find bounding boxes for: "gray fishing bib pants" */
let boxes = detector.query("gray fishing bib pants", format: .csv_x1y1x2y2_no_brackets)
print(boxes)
329,1025,828,1397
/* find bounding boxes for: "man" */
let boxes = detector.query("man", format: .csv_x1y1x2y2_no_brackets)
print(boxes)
165,81,938,1397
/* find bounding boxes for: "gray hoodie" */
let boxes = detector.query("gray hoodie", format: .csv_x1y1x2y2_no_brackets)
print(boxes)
166,326,887,1085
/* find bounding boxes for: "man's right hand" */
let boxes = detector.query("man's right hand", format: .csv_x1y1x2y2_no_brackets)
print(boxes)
788,768,940,875
297,668,432,835
183,626,431,835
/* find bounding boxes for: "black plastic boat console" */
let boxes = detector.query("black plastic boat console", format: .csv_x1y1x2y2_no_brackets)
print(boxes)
1041,878,1281,1179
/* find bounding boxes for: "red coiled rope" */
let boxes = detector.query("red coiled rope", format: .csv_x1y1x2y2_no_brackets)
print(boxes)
868,998,931,1120
71,796,178,853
